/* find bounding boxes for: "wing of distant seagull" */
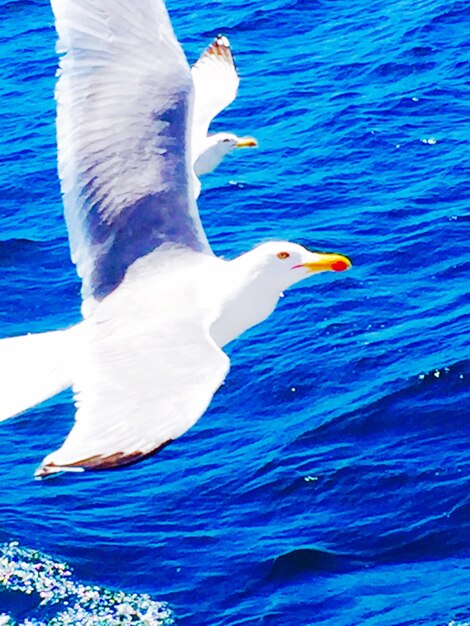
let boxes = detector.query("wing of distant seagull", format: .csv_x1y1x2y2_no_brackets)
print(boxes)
53,0,211,304
191,35,240,159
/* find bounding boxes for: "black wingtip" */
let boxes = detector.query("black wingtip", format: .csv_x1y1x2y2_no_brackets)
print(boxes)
214,34,231,48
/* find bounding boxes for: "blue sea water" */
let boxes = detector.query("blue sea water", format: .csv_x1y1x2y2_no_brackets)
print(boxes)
0,0,469,623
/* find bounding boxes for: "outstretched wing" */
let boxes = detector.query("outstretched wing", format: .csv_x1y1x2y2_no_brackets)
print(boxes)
191,35,240,149
52,0,210,303
36,253,230,477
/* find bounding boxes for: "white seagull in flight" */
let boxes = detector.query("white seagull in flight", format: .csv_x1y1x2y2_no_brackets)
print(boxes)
0,0,352,478
191,34,257,185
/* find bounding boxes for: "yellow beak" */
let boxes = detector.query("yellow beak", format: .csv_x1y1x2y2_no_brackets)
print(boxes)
300,252,352,273
236,136,258,148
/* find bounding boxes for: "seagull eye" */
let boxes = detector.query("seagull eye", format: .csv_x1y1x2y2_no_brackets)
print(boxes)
223,138,232,143
277,251,290,260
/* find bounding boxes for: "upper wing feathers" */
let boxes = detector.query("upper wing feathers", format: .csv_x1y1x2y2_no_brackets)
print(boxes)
51,0,210,303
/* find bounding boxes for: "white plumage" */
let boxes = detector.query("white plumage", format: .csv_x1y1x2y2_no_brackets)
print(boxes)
0,0,351,478
191,35,258,181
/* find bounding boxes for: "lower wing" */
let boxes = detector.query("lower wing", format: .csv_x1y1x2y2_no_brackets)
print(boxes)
36,254,229,477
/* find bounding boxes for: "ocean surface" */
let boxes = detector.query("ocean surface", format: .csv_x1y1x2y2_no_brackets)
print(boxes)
0,0,469,623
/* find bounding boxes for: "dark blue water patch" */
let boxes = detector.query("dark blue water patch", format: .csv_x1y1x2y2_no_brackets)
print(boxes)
0,238,81,334
268,547,367,579
228,3,324,38
331,62,369,82
411,182,470,206
1,0,45,14
428,0,470,26
0,238,74,280
404,45,437,58
303,359,470,438
371,60,436,80
0,587,41,618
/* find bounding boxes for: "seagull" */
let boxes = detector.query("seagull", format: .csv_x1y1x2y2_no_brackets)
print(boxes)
191,35,258,182
0,0,352,478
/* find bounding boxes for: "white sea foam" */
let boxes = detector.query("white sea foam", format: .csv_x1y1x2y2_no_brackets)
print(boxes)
0,542,173,625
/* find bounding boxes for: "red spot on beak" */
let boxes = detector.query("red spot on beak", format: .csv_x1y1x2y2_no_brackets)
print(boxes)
331,260,349,272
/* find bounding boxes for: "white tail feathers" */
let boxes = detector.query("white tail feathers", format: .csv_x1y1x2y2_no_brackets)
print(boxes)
0,326,79,421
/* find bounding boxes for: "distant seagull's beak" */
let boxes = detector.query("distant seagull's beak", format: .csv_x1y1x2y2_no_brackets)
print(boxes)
236,136,258,148
294,252,352,273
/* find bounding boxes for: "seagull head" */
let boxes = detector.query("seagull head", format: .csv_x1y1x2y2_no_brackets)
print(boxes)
245,241,352,291
194,132,258,177
210,131,258,155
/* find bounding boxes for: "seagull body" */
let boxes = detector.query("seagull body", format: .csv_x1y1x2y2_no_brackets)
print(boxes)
0,0,351,478
191,35,257,181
